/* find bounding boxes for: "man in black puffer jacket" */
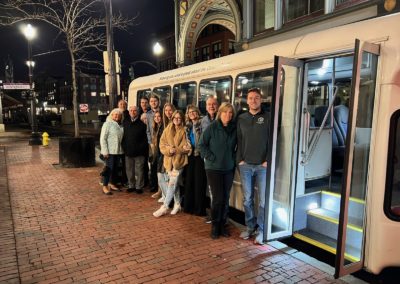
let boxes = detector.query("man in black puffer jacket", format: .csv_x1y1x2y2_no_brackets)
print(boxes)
122,106,148,194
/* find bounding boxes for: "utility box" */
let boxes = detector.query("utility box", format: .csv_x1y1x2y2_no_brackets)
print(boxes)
61,110,74,125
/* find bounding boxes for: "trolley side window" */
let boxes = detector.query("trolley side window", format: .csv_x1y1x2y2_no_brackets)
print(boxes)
172,82,197,111
385,110,400,221
199,77,232,115
152,86,171,109
234,69,274,115
137,89,151,105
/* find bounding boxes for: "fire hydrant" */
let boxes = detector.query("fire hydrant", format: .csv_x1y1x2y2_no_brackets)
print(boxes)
42,132,50,146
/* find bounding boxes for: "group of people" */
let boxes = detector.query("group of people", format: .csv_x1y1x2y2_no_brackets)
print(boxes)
99,87,270,245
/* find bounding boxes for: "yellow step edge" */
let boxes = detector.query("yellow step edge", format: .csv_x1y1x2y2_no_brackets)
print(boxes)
321,190,365,204
293,232,360,263
307,211,363,233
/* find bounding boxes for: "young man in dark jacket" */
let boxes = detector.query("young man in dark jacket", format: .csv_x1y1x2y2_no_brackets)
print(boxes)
122,106,148,194
237,88,270,245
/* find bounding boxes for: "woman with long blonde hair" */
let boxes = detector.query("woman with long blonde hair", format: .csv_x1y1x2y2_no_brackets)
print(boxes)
183,105,207,216
162,102,176,128
153,110,191,217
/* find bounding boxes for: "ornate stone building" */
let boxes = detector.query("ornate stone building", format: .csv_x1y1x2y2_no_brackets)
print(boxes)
174,0,399,67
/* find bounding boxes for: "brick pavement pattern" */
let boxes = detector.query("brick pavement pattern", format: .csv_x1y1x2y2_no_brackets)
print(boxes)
1,138,345,283
0,146,19,284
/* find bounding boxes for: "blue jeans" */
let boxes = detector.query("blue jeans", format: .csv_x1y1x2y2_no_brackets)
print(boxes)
239,163,267,231
157,172,168,198
163,169,182,207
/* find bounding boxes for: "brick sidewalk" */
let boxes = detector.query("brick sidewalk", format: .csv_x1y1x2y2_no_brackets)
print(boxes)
0,146,19,283
1,138,346,284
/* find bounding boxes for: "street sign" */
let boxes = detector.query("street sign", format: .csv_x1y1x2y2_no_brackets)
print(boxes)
103,51,121,74
79,104,89,113
105,74,120,96
3,83,30,90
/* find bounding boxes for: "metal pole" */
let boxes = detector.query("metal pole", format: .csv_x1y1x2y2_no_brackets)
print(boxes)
0,90,4,125
105,0,118,111
28,39,41,145
174,0,180,67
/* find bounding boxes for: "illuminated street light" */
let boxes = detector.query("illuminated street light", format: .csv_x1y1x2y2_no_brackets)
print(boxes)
22,23,41,145
152,42,164,72
153,42,164,56
26,60,35,68
22,24,37,41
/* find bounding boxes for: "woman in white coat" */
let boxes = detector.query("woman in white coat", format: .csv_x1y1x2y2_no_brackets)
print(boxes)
100,108,124,195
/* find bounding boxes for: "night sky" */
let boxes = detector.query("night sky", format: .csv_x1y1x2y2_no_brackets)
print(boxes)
0,0,174,82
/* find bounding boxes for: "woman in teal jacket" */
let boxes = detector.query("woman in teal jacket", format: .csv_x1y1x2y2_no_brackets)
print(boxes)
198,102,237,239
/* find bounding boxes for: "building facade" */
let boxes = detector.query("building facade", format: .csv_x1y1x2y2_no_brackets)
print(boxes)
174,0,399,66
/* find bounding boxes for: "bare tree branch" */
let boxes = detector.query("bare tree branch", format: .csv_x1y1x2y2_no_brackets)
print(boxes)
0,0,136,137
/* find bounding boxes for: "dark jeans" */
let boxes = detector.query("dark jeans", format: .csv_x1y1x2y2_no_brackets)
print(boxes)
206,169,234,225
150,159,158,190
110,155,127,185
184,155,207,216
102,155,118,186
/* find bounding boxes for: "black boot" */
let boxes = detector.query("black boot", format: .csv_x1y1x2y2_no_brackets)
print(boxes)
211,222,220,239
220,220,230,237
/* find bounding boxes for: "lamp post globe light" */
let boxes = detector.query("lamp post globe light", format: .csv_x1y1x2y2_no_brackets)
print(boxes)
153,42,164,56
23,23,41,145
153,42,164,72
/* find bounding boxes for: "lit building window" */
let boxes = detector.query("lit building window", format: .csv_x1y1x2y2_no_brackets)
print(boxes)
194,48,201,63
202,46,210,61
213,42,222,58
229,41,235,55
254,0,275,33
284,0,324,23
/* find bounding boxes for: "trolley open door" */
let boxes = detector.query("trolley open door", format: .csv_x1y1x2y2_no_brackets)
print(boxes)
264,56,304,240
335,39,380,278
264,39,380,278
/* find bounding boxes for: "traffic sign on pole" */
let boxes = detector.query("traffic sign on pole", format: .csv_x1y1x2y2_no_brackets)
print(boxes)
79,104,89,113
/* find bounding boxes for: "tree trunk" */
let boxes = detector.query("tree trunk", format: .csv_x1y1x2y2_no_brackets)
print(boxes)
70,50,80,138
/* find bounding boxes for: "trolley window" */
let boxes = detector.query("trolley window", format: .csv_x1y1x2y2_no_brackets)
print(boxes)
385,110,400,221
234,69,273,115
152,86,171,109
306,59,337,128
199,77,232,115
172,82,197,111
137,89,151,105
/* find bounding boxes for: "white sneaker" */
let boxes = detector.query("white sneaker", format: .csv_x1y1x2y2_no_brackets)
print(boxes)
153,205,168,217
170,203,181,215
158,197,165,203
240,228,256,240
254,230,265,245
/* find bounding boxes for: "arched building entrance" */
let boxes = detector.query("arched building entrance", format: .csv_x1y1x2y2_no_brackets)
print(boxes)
176,0,242,66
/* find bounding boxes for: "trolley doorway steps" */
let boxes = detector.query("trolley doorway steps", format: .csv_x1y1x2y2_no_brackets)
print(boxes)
293,190,365,262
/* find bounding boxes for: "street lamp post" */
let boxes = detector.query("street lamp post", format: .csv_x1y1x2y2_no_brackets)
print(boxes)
0,83,4,133
105,0,118,111
153,42,164,72
23,24,41,145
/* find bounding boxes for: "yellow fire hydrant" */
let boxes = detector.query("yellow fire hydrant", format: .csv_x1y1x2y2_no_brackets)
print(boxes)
42,132,50,146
